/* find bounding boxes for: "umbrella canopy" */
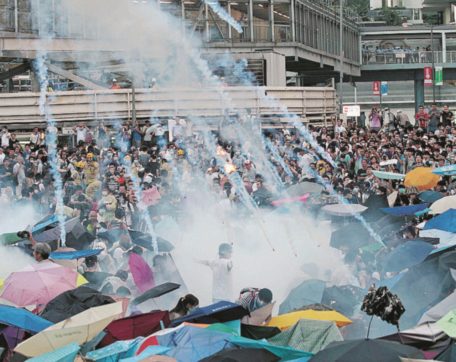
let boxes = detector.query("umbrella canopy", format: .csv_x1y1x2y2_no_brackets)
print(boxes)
330,223,371,249
268,319,343,354
99,311,170,347
0,262,78,307
201,347,280,362
424,209,456,233
321,285,364,317
381,203,429,217
321,204,367,217
40,285,115,323
14,301,123,357
50,249,103,260
0,305,52,333
0,232,23,246
310,339,424,362
419,290,456,325
120,346,171,362
381,241,434,273
372,171,405,180
430,196,456,215
170,301,249,327
86,338,142,362
241,324,281,340
241,303,275,326
267,310,352,330
380,322,447,350
129,253,155,293
26,342,80,362
419,191,444,203
436,310,456,338
287,182,323,196
404,167,440,191
132,282,180,305
436,342,456,362
279,280,326,315
433,164,456,176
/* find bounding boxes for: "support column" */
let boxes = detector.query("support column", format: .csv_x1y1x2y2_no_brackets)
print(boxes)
205,3,210,42
249,0,254,42
414,78,424,113
227,2,232,39
442,31,447,63
291,0,295,42
269,0,274,42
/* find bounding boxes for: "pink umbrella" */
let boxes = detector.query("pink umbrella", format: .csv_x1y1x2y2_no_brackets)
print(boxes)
129,253,155,293
271,193,310,207
0,261,78,308
142,187,161,207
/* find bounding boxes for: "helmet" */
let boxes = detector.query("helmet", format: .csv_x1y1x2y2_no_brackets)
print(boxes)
177,149,185,156
258,288,273,304
218,243,232,256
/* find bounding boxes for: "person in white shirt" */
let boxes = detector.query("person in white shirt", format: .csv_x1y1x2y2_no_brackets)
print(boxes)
1,128,10,148
30,128,41,146
74,122,88,145
196,243,234,303
334,120,346,134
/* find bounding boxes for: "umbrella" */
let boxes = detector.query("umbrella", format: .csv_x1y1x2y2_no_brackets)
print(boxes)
267,310,352,330
330,223,371,249
132,282,180,306
372,171,405,180
86,338,142,362
381,241,434,273
279,280,326,315
321,285,364,317
229,335,312,361
33,217,79,243
170,301,249,327
241,303,275,326
424,209,456,233
40,285,115,323
268,319,343,354
201,347,280,362
287,182,323,196
26,342,80,362
99,311,170,347
272,194,309,207
419,191,444,203
419,290,456,324
404,167,440,191
310,339,424,361
14,301,123,357
433,164,456,176
436,342,456,362
0,233,23,246
128,230,174,252
32,214,59,233
1,262,78,307
430,196,456,215
381,203,429,217
436,310,456,338
83,272,114,289
321,204,367,217
50,249,103,260
0,305,52,333
129,253,155,293
380,322,447,350
241,324,281,340
120,346,171,362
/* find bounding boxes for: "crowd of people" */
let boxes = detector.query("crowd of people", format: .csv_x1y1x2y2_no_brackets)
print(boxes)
362,45,437,64
0,102,454,315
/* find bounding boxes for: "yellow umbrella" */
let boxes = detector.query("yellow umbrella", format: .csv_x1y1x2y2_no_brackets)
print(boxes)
76,274,88,286
267,310,352,330
404,167,440,191
0,278,3,289
14,301,123,357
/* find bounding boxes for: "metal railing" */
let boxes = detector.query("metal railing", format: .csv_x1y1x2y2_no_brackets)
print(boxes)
362,50,456,65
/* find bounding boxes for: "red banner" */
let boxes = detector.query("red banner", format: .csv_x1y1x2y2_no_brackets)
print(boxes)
372,81,380,95
424,67,433,87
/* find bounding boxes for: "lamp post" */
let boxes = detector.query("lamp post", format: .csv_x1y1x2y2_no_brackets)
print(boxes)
339,0,344,115
430,24,436,103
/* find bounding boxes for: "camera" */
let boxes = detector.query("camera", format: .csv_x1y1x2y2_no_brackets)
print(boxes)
17,230,30,239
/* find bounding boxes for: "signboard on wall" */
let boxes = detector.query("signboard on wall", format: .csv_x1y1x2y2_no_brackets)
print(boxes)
342,105,361,117
373,81,380,95
424,67,433,86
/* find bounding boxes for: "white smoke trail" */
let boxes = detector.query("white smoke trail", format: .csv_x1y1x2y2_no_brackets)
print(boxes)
204,0,243,34
35,56,66,245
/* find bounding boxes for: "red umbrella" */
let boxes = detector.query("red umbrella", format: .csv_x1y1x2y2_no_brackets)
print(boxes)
98,310,170,347
129,253,155,293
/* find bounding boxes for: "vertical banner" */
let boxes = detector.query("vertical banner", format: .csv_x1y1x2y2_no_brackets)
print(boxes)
381,81,388,96
435,66,443,86
424,66,433,87
373,81,380,95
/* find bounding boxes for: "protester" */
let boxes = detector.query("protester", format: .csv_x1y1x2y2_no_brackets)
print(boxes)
169,294,199,320
236,287,273,312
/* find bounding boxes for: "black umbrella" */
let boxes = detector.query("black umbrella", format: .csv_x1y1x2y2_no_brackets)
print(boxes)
322,285,364,317
310,339,424,362
83,272,114,289
279,279,326,315
130,232,174,253
40,286,115,323
330,223,371,250
201,347,280,362
241,324,281,340
132,282,181,305
436,342,456,362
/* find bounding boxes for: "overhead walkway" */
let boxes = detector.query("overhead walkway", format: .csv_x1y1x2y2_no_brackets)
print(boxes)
0,86,336,128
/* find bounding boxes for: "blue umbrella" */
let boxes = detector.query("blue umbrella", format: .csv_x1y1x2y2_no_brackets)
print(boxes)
26,342,79,362
381,203,429,217
433,164,456,176
419,191,444,203
32,215,59,233
424,209,456,233
170,301,249,327
382,241,434,273
85,338,143,362
120,346,171,362
279,280,326,315
0,305,52,333
50,249,103,260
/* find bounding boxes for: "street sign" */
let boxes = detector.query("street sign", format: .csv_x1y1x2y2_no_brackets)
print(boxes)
373,81,380,95
435,66,443,86
381,81,388,96
424,66,433,86
342,105,360,117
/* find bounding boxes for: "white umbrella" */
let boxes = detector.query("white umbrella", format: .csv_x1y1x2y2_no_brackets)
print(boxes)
373,171,405,180
430,195,456,215
321,204,367,217
15,301,123,357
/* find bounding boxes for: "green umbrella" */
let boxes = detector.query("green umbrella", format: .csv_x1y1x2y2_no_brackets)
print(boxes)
436,309,456,338
0,233,23,245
